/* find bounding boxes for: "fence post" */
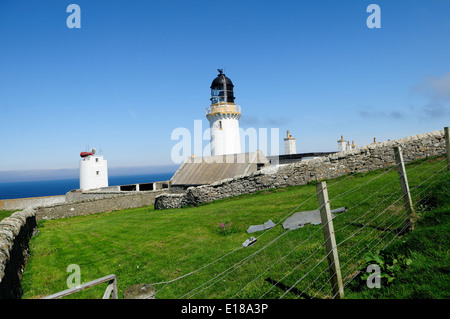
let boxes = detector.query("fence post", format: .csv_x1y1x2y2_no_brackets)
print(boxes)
393,146,417,232
316,181,344,299
445,127,450,171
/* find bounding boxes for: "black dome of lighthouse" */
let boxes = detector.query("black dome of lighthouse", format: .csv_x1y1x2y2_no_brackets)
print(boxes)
210,70,234,88
210,69,235,104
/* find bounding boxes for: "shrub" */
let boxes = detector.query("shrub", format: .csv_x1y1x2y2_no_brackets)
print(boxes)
216,222,234,236
359,250,412,286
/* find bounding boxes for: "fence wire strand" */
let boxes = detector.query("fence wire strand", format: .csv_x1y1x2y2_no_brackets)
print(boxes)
145,156,447,299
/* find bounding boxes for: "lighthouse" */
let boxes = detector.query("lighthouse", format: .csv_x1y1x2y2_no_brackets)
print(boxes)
79,149,108,191
206,69,242,156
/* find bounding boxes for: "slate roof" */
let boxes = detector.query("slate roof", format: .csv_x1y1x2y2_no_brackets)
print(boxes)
170,150,269,186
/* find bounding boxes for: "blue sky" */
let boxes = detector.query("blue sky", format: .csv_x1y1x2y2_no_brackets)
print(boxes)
0,0,449,179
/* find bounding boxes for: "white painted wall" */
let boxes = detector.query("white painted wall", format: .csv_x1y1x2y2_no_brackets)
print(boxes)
208,113,242,156
79,155,108,190
284,138,296,155
337,140,346,152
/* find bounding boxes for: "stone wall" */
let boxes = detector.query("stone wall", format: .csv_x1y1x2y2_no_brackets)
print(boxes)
0,207,37,299
0,195,66,211
65,190,124,202
0,188,170,298
36,189,169,221
154,129,446,210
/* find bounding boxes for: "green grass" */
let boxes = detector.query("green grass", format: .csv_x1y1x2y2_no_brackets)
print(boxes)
21,156,449,299
346,169,450,299
0,210,17,221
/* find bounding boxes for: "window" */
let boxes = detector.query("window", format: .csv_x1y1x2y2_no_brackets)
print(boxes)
95,158,99,163
96,171,99,176
219,120,223,130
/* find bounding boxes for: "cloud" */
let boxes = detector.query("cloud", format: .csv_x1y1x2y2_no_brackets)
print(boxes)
412,72,450,119
413,72,450,101
240,115,260,126
359,109,405,119
265,117,290,126
411,101,450,120
127,108,138,119
358,72,450,121
240,115,290,127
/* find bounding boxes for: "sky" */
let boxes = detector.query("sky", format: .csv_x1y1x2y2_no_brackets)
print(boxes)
0,0,449,180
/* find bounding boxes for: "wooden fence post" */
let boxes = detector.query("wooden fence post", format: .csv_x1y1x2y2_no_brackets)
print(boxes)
316,181,344,299
445,127,450,171
393,146,417,232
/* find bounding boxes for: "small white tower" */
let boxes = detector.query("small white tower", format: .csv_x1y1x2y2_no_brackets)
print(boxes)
79,148,108,191
206,69,242,156
337,135,346,152
284,130,297,155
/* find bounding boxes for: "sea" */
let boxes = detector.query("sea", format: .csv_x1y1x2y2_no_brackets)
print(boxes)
0,172,174,200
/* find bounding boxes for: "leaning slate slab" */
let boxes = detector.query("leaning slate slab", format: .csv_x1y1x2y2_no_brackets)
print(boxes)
242,237,257,247
246,219,276,233
282,207,347,230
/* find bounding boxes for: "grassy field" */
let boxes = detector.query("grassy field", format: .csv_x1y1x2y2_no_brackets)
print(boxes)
345,169,450,299
21,156,449,299
0,210,17,221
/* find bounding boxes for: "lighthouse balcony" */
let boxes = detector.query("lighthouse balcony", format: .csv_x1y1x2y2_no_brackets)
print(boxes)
206,103,241,116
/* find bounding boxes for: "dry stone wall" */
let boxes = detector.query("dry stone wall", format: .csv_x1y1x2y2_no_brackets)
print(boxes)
0,195,66,211
154,130,446,210
36,189,169,221
0,188,170,298
0,208,37,299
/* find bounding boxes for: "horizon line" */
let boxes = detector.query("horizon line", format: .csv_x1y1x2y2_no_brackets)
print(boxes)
0,165,179,183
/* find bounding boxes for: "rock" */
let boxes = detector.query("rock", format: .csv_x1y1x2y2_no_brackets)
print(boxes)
246,219,276,233
123,284,155,299
242,237,257,247
283,207,347,230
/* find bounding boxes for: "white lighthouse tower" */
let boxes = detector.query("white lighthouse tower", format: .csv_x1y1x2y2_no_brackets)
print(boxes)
79,148,108,191
206,69,242,156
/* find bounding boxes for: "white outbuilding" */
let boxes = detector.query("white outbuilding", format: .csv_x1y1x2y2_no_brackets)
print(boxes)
79,148,108,191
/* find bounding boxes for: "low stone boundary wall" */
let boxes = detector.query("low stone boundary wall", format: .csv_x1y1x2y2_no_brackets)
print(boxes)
0,195,66,211
36,189,169,221
154,130,446,210
0,187,170,298
65,190,125,202
0,207,37,299
154,193,191,210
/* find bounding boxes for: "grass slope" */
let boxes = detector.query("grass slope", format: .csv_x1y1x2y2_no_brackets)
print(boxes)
346,170,450,299
21,157,448,299
0,210,17,221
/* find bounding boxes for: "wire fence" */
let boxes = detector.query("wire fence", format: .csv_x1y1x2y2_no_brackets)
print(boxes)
145,152,448,299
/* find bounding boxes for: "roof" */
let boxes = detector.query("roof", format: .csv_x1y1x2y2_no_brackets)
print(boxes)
267,152,336,165
210,69,234,89
170,150,269,186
